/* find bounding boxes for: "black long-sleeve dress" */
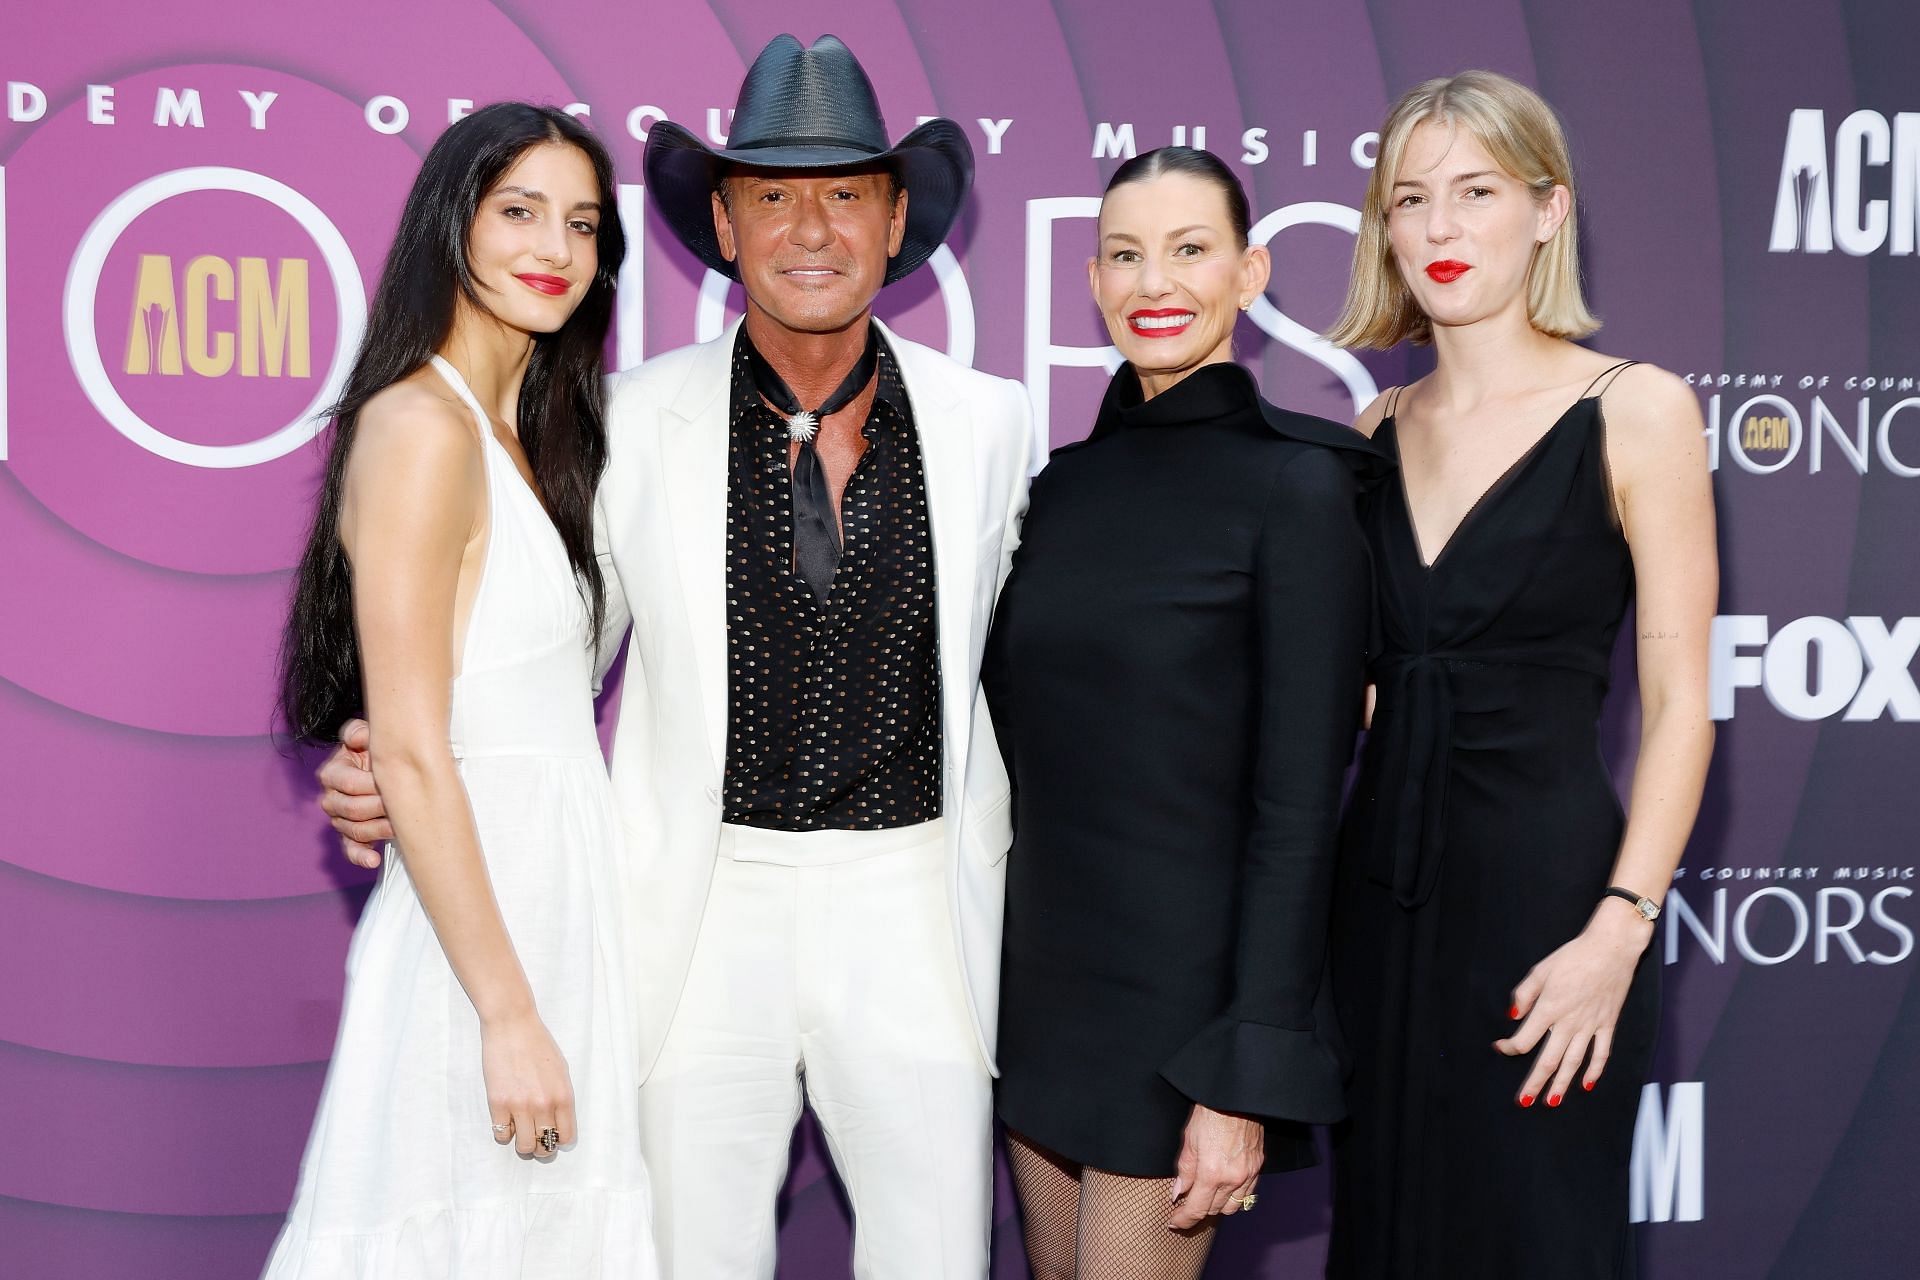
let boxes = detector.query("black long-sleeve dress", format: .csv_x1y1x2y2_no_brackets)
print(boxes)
983,361,1385,1176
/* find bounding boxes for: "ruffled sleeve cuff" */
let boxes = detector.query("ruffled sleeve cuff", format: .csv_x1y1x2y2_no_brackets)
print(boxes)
1157,1016,1347,1125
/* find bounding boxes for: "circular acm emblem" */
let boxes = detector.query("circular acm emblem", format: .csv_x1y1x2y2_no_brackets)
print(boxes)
62,166,366,469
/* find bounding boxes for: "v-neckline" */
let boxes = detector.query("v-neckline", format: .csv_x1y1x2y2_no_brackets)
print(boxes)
1390,395,1592,573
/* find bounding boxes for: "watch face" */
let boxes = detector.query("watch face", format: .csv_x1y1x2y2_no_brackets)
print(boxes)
1637,898,1660,921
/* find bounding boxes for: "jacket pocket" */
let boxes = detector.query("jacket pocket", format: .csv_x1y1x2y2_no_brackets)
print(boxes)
965,788,1013,866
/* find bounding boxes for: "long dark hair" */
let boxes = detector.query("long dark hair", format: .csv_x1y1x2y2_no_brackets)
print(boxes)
279,102,625,744
1106,145,1252,247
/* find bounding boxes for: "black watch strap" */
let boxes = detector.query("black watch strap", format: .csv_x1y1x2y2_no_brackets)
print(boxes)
1603,885,1659,921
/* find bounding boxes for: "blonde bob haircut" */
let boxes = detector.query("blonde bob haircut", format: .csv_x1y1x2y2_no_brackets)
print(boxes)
1327,70,1599,349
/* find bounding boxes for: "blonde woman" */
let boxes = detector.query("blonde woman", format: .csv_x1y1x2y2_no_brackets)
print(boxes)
1325,72,1716,1278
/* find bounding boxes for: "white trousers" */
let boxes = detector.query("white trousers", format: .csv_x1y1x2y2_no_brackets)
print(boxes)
637,821,993,1279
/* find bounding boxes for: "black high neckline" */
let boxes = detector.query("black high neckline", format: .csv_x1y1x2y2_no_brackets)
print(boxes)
1093,361,1263,439
1078,360,1394,484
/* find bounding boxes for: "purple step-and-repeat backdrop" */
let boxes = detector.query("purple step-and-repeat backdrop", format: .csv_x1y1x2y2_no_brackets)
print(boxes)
2,1,1915,1276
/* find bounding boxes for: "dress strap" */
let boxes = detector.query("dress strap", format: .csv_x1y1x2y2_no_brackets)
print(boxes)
1384,384,1407,418
427,355,505,486
1580,359,1639,400
428,355,492,433
1578,360,1638,530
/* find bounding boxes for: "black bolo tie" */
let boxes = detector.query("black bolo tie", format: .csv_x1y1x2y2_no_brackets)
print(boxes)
742,324,880,601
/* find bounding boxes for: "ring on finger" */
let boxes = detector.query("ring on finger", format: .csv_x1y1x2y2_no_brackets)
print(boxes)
538,1126,561,1154
490,1122,512,1136
1232,1193,1257,1211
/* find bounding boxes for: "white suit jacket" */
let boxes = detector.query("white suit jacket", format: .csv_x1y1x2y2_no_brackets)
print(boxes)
593,318,1031,1080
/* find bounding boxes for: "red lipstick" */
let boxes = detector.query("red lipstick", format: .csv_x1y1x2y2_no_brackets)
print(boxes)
1126,307,1196,339
1425,260,1471,284
516,273,570,296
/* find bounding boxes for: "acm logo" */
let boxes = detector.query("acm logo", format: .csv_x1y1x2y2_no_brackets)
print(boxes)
123,252,308,380
62,166,364,469
1738,410,1791,454
1770,109,1919,255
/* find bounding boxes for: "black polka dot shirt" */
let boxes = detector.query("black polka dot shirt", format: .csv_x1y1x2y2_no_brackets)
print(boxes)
721,329,943,831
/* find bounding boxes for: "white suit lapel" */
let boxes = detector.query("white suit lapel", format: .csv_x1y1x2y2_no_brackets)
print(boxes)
658,321,737,778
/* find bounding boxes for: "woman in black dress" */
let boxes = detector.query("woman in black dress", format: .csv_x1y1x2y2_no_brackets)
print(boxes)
1323,73,1718,1277
984,147,1383,1278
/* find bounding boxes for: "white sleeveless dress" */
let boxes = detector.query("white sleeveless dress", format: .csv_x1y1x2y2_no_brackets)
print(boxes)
263,357,656,1278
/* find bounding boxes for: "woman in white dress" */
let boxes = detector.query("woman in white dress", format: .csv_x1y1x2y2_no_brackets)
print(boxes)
270,102,654,1277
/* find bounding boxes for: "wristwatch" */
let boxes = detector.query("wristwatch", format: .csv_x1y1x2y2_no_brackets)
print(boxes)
1603,885,1660,922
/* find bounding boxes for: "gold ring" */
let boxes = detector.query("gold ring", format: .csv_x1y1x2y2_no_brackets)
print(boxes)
538,1126,561,1153
1232,1193,1257,1211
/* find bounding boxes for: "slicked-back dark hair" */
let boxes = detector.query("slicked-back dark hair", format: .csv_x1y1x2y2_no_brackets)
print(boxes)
279,102,624,744
1105,145,1252,247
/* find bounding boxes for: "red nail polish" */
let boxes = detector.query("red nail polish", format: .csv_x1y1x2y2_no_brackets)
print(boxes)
1519,1094,1534,1108
1508,1005,1520,1020
1548,1094,1562,1108
1583,1080,1596,1092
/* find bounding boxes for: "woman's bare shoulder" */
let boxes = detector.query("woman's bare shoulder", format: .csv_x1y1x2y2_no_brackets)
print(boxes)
342,370,486,520
1595,361,1702,450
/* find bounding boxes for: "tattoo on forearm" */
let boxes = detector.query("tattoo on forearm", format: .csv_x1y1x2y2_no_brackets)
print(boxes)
1640,630,1683,640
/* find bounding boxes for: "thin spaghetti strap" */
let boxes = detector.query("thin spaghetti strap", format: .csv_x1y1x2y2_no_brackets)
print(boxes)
1585,360,1638,530
1580,359,1639,401
1385,384,1407,418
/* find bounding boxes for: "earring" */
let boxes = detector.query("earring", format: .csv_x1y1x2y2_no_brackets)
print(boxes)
1239,298,1252,311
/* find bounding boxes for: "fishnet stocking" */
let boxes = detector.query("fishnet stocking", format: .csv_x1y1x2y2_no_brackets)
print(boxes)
1077,1167,1217,1280
1007,1129,1218,1280
1007,1132,1080,1280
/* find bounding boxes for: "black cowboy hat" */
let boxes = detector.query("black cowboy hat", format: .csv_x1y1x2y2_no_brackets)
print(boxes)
643,33,974,285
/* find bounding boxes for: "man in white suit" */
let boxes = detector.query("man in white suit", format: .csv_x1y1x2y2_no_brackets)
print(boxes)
320,34,1028,1278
